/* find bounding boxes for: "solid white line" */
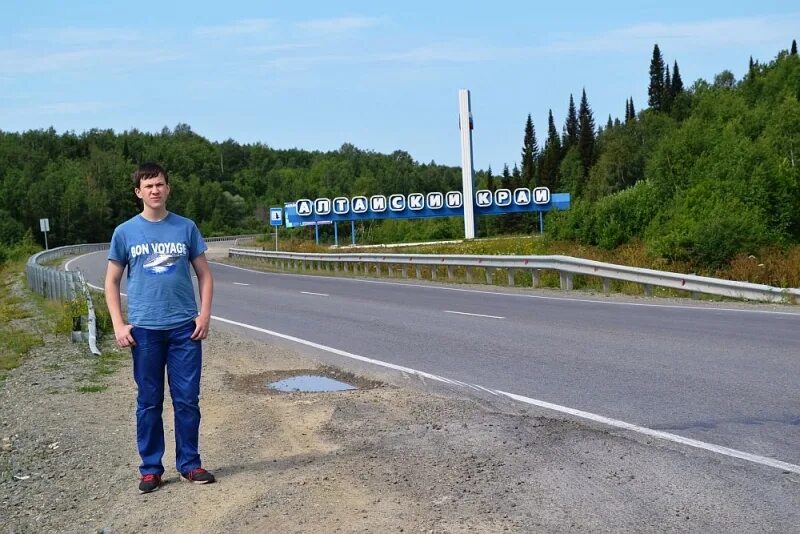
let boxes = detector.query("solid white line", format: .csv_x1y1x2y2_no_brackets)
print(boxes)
233,282,250,286
300,291,329,297
497,390,800,475
445,310,505,319
210,261,800,317
211,314,800,475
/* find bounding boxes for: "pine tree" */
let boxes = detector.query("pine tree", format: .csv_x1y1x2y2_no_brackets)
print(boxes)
648,44,665,111
606,114,613,130
577,88,595,173
563,94,579,149
521,114,539,187
663,64,673,112
486,165,495,193
671,61,684,95
792,40,798,55
538,109,561,190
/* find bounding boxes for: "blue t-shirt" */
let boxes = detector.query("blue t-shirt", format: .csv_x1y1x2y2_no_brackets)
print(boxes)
108,212,208,330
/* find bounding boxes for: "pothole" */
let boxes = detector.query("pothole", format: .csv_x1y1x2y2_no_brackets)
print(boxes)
267,375,355,393
229,366,383,395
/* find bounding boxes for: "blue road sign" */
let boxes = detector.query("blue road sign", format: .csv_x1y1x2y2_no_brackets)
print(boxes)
270,207,283,226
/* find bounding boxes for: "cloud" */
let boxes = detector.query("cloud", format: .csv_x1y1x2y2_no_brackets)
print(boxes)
194,18,275,38
541,14,800,54
18,27,142,44
0,47,183,74
296,16,383,34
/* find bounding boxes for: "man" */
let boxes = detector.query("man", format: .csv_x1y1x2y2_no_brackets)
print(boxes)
105,162,215,494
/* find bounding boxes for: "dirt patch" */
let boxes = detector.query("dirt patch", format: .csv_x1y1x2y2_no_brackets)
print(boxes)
228,366,384,395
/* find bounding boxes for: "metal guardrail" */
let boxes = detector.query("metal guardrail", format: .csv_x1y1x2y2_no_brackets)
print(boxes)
27,243,109,356
228,249,800,304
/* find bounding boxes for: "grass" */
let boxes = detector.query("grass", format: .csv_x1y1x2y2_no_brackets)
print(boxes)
1,254,124,390
0,261,44,381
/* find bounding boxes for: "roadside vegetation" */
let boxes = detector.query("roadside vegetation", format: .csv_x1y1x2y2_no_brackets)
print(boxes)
0,242,122,391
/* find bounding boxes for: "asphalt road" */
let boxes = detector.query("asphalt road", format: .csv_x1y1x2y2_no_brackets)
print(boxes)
72,250,800,470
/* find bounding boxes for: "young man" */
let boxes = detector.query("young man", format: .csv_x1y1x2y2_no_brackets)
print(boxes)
105,162,215,494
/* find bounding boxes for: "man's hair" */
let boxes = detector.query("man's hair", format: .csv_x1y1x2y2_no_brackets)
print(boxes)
132,162,169,188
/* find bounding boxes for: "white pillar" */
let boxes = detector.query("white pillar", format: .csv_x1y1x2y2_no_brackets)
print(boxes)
458,89,476,239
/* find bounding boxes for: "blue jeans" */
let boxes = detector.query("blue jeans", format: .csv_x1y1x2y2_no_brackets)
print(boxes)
131,321,203,476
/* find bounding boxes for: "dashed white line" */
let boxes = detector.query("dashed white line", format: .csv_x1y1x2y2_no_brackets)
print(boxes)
445,310,505,319
301,291,329,297
233,282,250,286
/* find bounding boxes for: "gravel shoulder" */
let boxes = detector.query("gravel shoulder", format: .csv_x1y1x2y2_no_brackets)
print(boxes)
2,274,799,533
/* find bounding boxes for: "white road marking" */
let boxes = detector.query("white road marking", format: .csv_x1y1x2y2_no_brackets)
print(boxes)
445,310,504,319
211,261,800,317
233,282,249,286
210,315,800,476
301,291,329,297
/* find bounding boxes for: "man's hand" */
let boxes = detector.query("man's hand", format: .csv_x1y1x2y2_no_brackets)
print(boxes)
191,315,210,340
114,324,136,348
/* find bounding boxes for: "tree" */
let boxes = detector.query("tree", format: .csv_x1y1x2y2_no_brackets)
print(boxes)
671,61,684,95
563,94,579,149
577,89,596,173
713,70,736,89
626,97,637,123
648,44,666,110
663,64,673,112
539,110,562,190
521,114,539,187
792,40,798,55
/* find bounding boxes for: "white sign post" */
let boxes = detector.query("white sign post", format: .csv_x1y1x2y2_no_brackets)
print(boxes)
458,89,476,239
39,218,50,250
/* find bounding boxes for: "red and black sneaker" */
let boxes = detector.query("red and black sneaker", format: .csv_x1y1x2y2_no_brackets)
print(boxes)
180,467,216,484
138,474,163,494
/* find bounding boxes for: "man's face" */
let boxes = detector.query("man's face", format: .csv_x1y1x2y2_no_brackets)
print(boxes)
135,174,170,210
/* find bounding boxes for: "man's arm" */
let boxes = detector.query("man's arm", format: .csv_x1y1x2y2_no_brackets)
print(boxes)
190,253,214,340
104,260,135,348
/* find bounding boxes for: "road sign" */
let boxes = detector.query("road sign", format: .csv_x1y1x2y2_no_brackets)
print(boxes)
270,207,283,226
39,218,50,232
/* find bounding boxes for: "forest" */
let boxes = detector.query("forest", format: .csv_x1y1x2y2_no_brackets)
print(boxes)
1,41,798,271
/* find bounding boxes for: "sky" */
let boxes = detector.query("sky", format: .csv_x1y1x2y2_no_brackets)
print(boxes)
2,1,798,172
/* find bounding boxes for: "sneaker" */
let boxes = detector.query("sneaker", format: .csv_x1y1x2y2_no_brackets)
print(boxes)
180,467,216,484
138,474,163,494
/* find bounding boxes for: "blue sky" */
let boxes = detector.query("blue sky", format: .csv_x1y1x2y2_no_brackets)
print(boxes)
2,1,798,171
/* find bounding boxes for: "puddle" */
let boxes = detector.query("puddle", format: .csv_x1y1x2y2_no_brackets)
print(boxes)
229,366,383,395
267,375,356,393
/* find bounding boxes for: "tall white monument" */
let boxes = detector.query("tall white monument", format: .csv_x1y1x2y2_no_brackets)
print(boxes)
458,89,476,239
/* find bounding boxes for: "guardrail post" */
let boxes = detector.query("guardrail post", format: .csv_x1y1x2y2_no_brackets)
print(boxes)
559,271,573,290
447,266,454,281
531,269,541,288
401,265,408,278
507,268,515,286
643,284,653,297
465,267,473,283
415,266,422,279
431,266,438,281
602,278,610,294
485,268,494,284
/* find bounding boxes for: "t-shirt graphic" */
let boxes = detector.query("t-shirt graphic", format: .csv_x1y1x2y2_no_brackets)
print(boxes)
143,252,179,275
